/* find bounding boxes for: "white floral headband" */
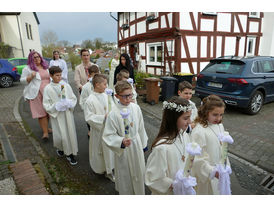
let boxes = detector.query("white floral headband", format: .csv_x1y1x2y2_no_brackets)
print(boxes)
163,101,192,113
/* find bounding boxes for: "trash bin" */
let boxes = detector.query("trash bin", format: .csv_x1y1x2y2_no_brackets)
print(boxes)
160,76,178,101
173,73,194,94
144,77,163,105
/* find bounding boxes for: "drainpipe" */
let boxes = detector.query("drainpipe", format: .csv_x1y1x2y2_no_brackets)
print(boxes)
16,14,25,57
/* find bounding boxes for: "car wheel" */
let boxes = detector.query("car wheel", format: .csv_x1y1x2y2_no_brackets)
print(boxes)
246,91,264,115
0,74,14,88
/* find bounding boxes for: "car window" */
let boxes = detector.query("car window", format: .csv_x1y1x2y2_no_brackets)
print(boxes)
203,61,245,74
252,61,263,73
259,60,274,73
19,59,27,65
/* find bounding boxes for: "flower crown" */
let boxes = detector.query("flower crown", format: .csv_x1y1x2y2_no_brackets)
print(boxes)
163,101,192,112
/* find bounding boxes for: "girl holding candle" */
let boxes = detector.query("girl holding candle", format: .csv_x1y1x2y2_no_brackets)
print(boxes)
191,95,233,195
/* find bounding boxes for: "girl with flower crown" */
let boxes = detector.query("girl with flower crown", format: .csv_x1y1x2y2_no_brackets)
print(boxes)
102,80,148,195
145,96,193,195
191,95,233,195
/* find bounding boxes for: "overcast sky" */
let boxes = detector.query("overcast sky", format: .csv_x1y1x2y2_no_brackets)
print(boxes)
37,12,118,45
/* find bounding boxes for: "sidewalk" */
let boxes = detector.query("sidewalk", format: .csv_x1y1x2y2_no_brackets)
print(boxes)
0,84,56,194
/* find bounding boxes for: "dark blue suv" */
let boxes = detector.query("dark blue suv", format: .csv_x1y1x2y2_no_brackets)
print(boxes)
195,56,274,115
0,59,21,88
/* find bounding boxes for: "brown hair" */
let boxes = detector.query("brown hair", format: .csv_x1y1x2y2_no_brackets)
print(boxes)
115,80,132,95
87,65,99,75
92,74,107,88
194,95,226,127
116,69,130,81
49,66,62,75
52,50,61,60
178,81,193,92
80,48,90,56
151,96,190,149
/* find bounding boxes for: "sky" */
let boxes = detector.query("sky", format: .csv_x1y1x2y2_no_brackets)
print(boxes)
37,12,118,45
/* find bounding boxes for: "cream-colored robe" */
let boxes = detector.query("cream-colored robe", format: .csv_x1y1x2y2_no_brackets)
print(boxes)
145,132,191,195
43,82,78,156
79,81,94,110
191,123,231,195
102,102,148,195
84,91,115,174
189,100,198,122
109,58,119,90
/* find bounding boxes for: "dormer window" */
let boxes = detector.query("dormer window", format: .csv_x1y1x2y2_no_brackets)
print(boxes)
249,12,260,18
147,12,158,22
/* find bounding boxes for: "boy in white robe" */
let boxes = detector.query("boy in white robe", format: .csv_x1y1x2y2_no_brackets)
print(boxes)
84,74,115,182
145,97,192,195
43,66,78,165
178,81,198,123
79,65,100,139
191,95,232,195
102,80,148,195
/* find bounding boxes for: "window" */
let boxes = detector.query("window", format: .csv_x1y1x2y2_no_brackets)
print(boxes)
246,37,256,55
260,60,274,73
249,12,260,18
147,12,158,18
252,61,262,73
25,23,30,39
147,43,163,65
25,23,33,40
202,12,217,16
29,24,33,40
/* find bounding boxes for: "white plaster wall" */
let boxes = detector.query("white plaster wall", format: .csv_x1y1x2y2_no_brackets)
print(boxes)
147,67,154,74
130,24,135,36
124,29,128,39
200,19,214,32
224,37,236,56
168,13,172,28
20,12,42,56
259,12,274,56
216,36,222,57
249,21,259,33
161,15,166,28
217,13,231,32
211,36,214,57
234,16,240,33
149,22,158,30
180,12,193,30
186,36,197,58
119,32,122,41
181,38,186,58
239,15,247,33
130,12,135,22
119,13,123,27
200,36,207,58
238,37,246,56
181,62,189,73
137,21,146,34
166,40,174,56
137,12,146,19
139,42,146,56
200,62,209,72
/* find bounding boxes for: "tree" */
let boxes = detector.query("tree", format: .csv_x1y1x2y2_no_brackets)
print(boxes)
94,38,103,49
42,44,55,58
81,39,94,50
0,42,12,58
41,30,58,46
68,52,81,70
57,40,70,48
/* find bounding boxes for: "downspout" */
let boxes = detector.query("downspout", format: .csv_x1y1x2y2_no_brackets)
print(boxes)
16,14,25,57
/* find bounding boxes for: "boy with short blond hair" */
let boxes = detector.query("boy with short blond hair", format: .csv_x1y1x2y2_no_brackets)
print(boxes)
102,80,148,195
178,81,198,122
84,74,115,181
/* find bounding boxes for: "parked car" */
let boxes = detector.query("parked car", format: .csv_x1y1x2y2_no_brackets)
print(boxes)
195,56,274,115
0,59,21,88
8,57,27,75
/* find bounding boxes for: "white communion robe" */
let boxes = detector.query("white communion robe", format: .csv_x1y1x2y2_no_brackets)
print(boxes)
145,132,191,195
84,91,115,174
189,100,198,122
102,102,148,195
109,58,119,90
49,59,68,83
191,122,231,195
43,82,78,156
79,81,94,110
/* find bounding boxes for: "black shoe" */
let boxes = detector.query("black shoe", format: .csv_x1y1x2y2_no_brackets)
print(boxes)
56,150,64,157
66,154,78,165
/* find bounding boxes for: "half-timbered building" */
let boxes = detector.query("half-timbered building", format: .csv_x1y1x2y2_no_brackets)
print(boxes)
117,12,267,75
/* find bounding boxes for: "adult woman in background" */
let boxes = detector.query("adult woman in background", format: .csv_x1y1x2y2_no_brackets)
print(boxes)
113,53,135,85
21,51,51,140
49,50,68,83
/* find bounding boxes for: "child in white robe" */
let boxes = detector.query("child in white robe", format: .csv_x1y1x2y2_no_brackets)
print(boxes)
84,74,115,181
178,81,198,123
115,69,138,104
191,95,232,195
43,66,78,165
79,65,100,139
145,96,192,195
102,80,148,195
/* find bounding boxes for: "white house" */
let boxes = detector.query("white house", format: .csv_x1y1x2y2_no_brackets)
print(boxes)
0,12,42,58
117,12,273,76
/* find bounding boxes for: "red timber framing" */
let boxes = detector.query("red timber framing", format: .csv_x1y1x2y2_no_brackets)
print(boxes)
117,12,263,75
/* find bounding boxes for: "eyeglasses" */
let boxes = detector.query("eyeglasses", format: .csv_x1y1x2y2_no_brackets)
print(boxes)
33,55,40,59
118,93,133,99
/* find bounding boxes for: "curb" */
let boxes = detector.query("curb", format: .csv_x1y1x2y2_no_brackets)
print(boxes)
13,95,59,194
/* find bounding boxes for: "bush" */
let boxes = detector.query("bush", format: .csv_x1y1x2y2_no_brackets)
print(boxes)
134,71,154,89
0,42,12,58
